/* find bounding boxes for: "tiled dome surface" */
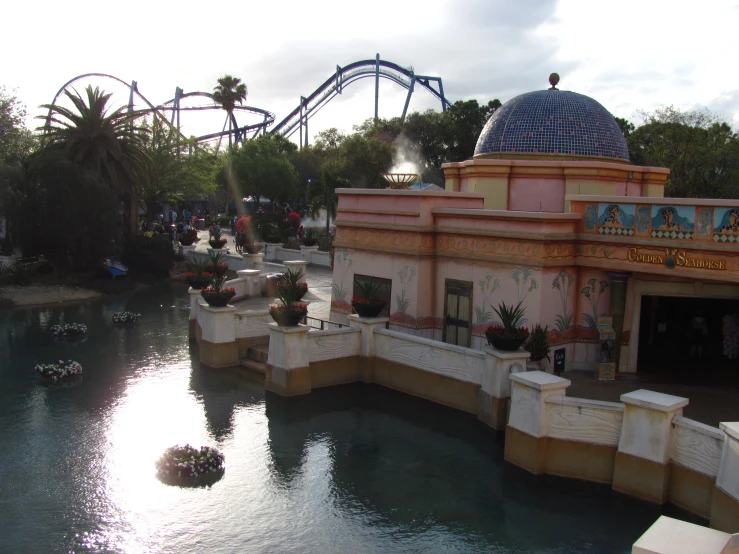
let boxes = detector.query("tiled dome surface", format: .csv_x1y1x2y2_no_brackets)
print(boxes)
474,90,629,162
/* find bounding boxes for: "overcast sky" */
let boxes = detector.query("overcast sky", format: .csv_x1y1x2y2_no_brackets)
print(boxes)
2,0,738,147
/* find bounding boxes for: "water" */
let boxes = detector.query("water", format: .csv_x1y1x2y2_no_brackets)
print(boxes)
0,283,694,553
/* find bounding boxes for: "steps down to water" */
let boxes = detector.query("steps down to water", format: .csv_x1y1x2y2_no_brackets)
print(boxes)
239,343,269,374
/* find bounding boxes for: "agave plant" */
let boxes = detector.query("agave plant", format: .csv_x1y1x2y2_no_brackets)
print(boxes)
524,324,551,363
491,300,526,331
354,277,382,303
187,258,209,277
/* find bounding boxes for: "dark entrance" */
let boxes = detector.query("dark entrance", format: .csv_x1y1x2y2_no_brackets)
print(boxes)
443,280,473,347
637,295,739,385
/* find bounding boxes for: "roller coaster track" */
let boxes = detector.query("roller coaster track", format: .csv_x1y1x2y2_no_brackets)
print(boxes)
270,54,450,147
48,56,449,149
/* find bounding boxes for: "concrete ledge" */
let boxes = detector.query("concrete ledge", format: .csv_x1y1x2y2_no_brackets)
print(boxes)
612,450,670,504
478,390,508,431
545,437,617,484
198,339,239,369
504,425,548,475
265,364,311,397
633,516,732,554
668,461,716,520
710,484,739,533
310,357,360,389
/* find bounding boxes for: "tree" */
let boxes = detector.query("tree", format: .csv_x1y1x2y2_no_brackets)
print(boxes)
307,166,349,237
614,117,635,139
139,117,217,219
628,107,739,198
289,146,323,201
212,75,247,152
0,86,35,167
443,99,499,162
38,86,150,234
336,134,395,188
220,135,299,211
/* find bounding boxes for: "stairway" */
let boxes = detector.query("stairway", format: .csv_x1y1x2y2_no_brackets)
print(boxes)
239,343,269,374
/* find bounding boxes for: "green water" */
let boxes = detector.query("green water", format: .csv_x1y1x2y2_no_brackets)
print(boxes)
0,283,694,553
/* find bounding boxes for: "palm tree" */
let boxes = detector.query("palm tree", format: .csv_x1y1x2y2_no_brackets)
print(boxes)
307,166,348,238
212,75,247,152
38,86,150,234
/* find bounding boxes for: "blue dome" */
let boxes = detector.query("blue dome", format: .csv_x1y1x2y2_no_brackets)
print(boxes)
474,89,629,162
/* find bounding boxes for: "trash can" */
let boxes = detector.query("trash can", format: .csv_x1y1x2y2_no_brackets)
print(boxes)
265,274,284,298
198,218,205,230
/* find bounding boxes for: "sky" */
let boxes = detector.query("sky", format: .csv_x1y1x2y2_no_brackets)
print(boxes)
2,0,739,147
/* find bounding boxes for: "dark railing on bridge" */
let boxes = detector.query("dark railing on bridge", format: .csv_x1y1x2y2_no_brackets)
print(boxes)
303,316,349,331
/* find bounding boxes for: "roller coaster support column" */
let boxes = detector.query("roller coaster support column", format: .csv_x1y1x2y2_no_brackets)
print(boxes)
127,81,138,113
299,97,304,149
302,96,308,147
374,53,380,121
401,76,416,123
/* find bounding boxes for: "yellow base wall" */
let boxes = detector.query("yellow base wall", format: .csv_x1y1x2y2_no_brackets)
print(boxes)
668,462,716,519
612,451,670,504
710,485,739,533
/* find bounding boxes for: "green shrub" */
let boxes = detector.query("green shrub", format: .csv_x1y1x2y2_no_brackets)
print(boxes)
122,234,174,277
216,216,231,226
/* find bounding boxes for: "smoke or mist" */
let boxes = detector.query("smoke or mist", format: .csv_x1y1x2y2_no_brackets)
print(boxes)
389,133,422,175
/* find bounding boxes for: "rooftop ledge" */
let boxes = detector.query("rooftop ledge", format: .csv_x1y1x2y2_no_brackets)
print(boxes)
335,188,484,199
433,208,582,221
566,195,739,208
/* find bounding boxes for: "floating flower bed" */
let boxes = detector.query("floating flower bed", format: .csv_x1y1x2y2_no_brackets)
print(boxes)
35,360,82,381
112,311,141,324
155,444,225,481
50,323,88,338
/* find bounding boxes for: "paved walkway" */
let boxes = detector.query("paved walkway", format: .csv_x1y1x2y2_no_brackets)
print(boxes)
231,266,334,320
564,370,739,428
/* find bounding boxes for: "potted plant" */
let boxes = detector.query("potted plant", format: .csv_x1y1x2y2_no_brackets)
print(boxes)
35,360,83,381
112,311,142,325
200,272,236,307
278,267,308,300
525,324,551,371
50,323,88,339
209,227,227,249
269,284,308,326
204,251,229,277
351,277,386,318
485,301,530,351
179,228,197,246
155,444,225,484
184,258,214,289
302,228,320,247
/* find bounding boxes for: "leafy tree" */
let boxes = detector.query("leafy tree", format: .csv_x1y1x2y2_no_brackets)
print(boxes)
336,134,395,188
38,85,150,234
212,75,247,152
444,99,500,162
139,118,217,219
0,86,35,167
307,166,349,236
614,117,635,138
628,107,739,198
220,135,299,211
289,146,323,201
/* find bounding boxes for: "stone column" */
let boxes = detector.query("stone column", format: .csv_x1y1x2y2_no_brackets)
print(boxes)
348,315,388,383
180,244,196,259
710,422,739,532
197,305,238,368
284,260,308,283
242,252,264,270
478,347,529,430
300,245,319,263
188,288,202,340
265,323,311,396
237,269,261,297
504,371,571,474
612,389,688,504
264,243,282,262
607,271,631,372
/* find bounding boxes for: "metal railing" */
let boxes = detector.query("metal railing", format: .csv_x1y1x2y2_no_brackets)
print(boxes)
303,316,349,330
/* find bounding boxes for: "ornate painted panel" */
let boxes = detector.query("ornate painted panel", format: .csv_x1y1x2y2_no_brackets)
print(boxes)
713,207,739,243
650,205,695,240
597,203,635,236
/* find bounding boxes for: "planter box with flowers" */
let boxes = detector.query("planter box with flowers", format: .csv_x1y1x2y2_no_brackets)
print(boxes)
524,324,551,371
155,444,225,485
270,274,308,326
204,251,229,277
351,277,387,318
50,323,88,339
35,359,82,381
184,258,214,289
208,227,227,249
179,228,198,246
485,301,530,351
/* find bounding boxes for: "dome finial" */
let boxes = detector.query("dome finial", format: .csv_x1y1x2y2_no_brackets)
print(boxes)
549,73,560,90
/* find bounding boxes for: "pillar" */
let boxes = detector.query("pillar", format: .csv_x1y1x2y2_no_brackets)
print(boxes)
607,271,631,372
265,323,311,396
236,269,261,297
348,314,388,382
300,245,319,264
197,305,238,368
710,422,739,532
284,260,308,283
612,389,688,504
180,244,196,260
188,288,201,339
504,371,571,474
478,346,529,430
242,252,264,270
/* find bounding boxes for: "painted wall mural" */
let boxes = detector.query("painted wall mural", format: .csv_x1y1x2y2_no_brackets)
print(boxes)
584,204,597,231
713,207,739,243
636,206,650,234
580,278,609,328
331,249,353,304
696,208,712,237
395,263,417,314
551,270,575,332
650,205,695,239
597,203,635,236
474,273,501,323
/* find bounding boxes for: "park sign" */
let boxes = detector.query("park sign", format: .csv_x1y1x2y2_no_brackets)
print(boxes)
627,248,726,270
